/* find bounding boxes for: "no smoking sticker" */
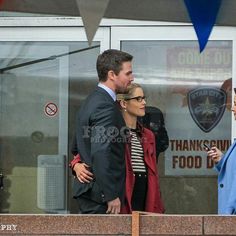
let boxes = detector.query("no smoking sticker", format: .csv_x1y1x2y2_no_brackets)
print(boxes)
44,102,58,117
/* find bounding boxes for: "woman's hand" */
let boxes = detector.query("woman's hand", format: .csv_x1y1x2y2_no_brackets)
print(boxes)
73,163,94,183
207,147,223,163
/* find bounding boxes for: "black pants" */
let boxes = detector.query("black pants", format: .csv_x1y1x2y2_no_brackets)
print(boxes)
76,181,107,214
131,173,148,211
76,196,107,214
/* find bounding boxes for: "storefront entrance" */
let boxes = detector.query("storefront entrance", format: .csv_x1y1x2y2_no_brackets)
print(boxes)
0,19,235,214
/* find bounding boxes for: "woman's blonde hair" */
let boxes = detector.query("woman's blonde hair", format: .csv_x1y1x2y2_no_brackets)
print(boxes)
117,83,142,101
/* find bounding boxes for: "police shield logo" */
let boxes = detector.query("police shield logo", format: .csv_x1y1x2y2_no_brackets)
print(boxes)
187,87,226,133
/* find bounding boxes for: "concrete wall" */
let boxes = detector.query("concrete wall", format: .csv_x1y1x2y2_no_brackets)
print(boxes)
0,214,235,235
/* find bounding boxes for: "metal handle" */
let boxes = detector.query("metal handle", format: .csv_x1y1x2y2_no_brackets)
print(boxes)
0,173,4,189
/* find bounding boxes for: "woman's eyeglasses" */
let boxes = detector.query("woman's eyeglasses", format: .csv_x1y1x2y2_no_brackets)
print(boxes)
125,96,146,102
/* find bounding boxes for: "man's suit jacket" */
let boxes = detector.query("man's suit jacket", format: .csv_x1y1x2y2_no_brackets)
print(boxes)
73,86,126,203
215,140,236,214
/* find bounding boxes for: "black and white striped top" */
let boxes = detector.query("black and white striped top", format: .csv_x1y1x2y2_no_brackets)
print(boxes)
130,129,147,173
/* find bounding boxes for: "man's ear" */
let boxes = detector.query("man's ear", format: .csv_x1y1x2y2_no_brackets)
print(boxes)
107,70,116,81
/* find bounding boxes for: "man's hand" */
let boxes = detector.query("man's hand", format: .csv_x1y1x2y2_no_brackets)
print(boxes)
207,147,223,163
73,163,93,183
106,197,121,214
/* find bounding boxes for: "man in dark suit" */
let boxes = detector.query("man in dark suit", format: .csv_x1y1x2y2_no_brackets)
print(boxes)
72,49,134,214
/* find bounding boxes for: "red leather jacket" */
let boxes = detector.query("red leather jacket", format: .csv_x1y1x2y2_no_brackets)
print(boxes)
121,126,164,213
70,125,164,214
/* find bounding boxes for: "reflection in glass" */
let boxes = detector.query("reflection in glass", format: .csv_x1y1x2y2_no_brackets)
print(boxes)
0,41,100,213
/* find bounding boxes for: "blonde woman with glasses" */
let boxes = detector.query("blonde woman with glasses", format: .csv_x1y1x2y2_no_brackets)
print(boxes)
71,83,164,213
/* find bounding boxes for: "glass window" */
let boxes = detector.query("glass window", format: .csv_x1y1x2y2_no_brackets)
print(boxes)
122,40,232,214
0,41,100,213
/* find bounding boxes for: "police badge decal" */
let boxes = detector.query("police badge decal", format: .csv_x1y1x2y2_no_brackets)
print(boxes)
187,87,227,133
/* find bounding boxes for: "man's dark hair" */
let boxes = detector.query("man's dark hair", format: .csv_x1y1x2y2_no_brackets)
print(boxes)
96,49,133,82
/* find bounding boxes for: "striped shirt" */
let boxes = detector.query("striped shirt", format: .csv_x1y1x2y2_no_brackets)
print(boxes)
130,129,147,173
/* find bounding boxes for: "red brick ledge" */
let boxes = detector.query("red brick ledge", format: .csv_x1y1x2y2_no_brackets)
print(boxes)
0,214,235,235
